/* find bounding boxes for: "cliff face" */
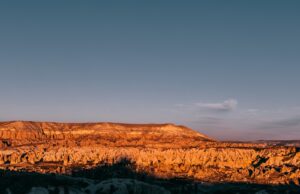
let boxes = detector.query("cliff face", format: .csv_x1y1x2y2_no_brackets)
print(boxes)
0,121,299,186
0,121,212,148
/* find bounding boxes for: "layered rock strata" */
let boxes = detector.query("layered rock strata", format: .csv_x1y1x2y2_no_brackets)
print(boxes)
0,121,299,185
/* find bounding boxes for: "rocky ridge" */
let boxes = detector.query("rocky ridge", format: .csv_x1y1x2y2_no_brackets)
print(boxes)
0,121,299,186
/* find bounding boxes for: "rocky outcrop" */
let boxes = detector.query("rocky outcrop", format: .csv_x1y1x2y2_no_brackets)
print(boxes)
0,121,299,186
0,121,212,148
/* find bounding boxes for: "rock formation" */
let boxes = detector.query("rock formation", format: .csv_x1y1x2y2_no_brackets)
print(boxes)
0,121,299,187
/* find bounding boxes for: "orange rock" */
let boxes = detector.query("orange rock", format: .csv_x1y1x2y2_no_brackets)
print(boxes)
0,121,299,185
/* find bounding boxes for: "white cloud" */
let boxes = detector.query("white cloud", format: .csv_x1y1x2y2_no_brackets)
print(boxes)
196,99,238,111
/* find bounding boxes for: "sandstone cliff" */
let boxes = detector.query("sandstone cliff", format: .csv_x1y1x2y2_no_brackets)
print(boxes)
0,121,299,186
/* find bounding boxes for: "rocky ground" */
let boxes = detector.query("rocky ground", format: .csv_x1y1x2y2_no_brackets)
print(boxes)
0,121,299,193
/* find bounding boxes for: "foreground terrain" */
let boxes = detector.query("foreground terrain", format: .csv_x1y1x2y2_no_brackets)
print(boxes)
0,121,299,193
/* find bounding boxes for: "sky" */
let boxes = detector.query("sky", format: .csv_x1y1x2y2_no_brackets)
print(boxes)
0,1,300,140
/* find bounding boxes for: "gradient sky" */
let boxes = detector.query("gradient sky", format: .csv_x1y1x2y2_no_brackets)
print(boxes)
0,1,300,140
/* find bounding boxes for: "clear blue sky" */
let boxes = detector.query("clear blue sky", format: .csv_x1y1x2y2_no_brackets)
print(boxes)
0,1,300,140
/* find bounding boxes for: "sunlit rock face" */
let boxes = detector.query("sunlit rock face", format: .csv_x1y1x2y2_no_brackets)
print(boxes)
0,121,299,186
0,121,212,148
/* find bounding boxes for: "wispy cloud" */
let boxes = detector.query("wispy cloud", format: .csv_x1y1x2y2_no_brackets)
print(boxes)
196,99,238,111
